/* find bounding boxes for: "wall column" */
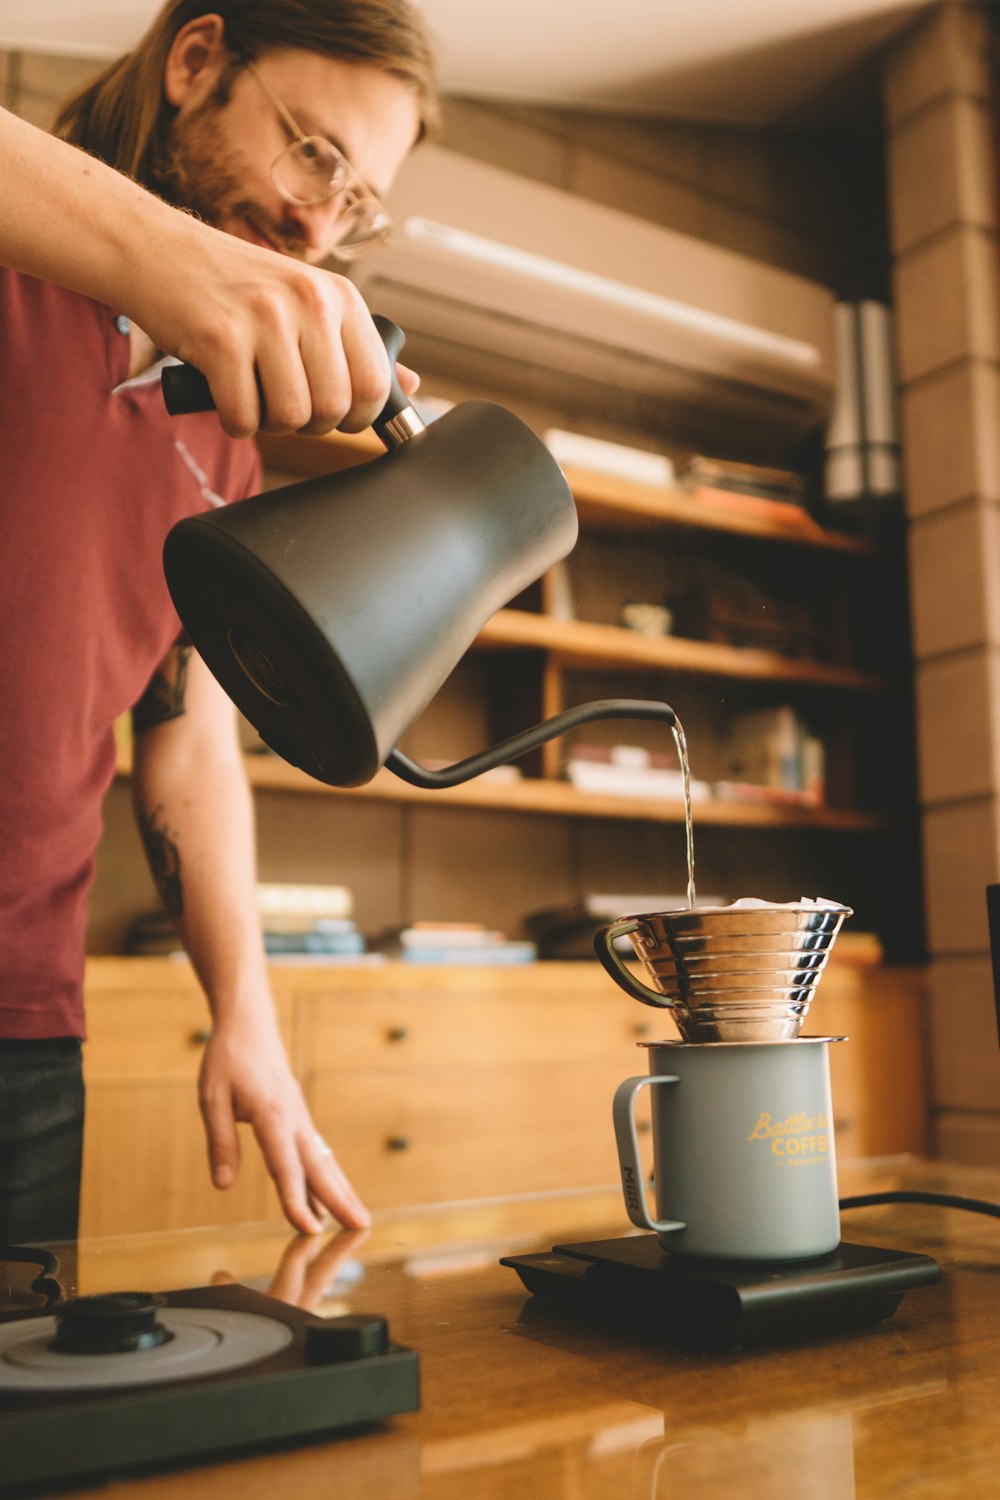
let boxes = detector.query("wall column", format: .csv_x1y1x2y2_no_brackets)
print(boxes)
884,1,1000,1160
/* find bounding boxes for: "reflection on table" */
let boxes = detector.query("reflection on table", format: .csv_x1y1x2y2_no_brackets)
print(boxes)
11,1158,1000,1499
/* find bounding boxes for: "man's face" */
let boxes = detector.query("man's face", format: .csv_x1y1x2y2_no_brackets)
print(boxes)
162,46,420,265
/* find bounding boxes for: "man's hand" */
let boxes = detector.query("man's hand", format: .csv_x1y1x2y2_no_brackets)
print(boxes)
197,1007,370,1235
1,111,417,441
133,225,419,441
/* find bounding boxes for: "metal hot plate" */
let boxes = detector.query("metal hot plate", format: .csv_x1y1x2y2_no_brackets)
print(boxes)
0,1281,419,1494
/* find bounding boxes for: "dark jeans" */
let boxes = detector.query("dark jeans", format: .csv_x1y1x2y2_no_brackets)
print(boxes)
0,1038,84,1245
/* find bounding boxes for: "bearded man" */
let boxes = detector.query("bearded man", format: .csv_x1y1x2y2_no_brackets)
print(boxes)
0,0,439,1245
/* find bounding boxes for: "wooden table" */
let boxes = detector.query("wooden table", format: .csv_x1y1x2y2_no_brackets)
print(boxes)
14,1158,1000,1499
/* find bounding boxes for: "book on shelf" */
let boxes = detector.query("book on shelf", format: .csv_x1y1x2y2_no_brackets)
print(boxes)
675,455,819,532
127,882,368,960
263,926,366,956
719,705,825,807
678,455,809,503
566,743,711,802
543,428,675,488
256,882,354,923
385,922,537,966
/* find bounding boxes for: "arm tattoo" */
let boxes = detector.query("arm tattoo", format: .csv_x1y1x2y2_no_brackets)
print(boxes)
132,646,192,733
139,805,184,919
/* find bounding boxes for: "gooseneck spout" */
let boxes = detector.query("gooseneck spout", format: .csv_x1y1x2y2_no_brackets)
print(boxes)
386,698,676,789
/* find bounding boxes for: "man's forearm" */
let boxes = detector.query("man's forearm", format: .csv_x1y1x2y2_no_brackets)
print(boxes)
132,722,271,1020
0,107,399,440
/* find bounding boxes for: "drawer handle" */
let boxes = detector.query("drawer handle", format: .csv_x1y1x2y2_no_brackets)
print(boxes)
190,1028,212,1046
386,1135,411,1153
385,1026,409,1043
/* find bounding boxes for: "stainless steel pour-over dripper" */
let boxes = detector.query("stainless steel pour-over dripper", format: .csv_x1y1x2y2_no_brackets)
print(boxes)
594,899,853,1041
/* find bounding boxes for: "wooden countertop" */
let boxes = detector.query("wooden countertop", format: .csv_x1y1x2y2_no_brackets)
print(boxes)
16,1158,1000,1498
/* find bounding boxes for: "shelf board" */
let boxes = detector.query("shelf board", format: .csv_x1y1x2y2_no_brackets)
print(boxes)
114,743,883,832
476,610,885,692
255,432,876,556
561,464,874,553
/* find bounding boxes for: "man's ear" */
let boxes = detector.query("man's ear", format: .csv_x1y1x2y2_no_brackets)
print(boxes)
164,13,228,109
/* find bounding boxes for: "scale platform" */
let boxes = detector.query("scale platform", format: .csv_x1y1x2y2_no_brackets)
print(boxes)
501,1235,941,1350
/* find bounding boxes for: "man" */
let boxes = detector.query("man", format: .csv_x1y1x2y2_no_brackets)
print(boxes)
0,0,439,1244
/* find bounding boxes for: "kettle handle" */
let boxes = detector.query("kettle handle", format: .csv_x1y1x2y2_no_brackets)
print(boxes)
160,315,424,448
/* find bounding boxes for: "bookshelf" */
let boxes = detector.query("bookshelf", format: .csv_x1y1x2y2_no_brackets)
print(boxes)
249,427,901,839
113,739,882,831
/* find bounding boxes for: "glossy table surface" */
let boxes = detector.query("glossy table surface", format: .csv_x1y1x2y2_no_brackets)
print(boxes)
9,1157,1000,1500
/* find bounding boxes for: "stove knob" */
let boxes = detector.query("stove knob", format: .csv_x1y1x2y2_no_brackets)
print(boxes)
51,1292,175,1354
305,1312,389,1363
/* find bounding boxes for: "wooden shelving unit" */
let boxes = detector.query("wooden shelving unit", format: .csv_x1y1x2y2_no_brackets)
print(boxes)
245,427,895,838
476,609,884,692
114,739,882,831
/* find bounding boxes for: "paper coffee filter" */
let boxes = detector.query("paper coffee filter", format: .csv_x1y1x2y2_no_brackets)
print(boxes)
678,896,848,914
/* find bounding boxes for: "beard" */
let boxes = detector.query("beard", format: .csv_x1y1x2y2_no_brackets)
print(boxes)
148,98,310,260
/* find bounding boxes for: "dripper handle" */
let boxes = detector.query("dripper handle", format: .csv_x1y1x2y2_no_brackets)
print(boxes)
594,919,678,1009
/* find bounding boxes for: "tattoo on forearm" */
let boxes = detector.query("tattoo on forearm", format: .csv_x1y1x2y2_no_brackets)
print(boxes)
139,805,184,918
132,646,192,733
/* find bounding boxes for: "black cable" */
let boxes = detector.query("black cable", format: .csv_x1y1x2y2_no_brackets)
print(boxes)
840,1190,1000,1220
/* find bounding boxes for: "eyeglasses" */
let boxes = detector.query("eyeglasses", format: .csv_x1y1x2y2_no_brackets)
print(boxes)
244,58,392,258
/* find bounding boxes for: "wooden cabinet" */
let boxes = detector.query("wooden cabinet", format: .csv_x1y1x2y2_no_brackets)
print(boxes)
79,964,292,1237
293,964,656,1210
80,955,927,1237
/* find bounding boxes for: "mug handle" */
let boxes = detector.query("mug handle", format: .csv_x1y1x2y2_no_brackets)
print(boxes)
594,920,677,1009
612,1075,685,1236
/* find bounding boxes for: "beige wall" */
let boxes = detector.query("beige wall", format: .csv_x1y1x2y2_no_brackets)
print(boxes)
2,43,892,953
883,1,1000,1163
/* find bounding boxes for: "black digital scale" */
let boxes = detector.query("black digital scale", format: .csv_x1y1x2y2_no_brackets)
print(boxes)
501,1234,940,1350
0,1281,419,1495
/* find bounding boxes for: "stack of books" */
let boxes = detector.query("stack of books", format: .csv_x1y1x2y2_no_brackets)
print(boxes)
677,455,815,529
715,706,825,808
391,923,537,966
126,882,371,962
565,743,711,802
256,883,368,960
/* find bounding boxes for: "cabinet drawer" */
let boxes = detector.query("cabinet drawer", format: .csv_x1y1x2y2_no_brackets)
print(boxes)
83,978,294,1082
306,1059,653,1209
81,1083,279,1236
294,975,673,1073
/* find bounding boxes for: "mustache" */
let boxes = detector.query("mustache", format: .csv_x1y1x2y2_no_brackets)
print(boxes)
230,201,309,258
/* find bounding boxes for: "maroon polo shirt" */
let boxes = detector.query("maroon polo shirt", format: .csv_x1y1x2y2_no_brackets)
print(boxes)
0,268,260,1039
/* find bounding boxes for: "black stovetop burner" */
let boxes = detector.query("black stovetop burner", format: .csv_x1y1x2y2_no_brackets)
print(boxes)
501,1235,941,1350
0,1254,418,1496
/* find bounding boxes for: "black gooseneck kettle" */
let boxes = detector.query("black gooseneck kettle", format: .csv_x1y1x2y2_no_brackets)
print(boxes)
161,318,677,789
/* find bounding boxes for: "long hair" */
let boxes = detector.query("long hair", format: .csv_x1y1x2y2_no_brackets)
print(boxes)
53,0,440,187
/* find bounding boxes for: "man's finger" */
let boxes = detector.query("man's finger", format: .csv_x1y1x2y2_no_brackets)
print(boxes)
251,1115,323,1234
305,1132,371,1230
199,1087,241,1191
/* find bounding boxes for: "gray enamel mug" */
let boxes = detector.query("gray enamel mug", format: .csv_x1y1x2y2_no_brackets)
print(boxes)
613,1038,844,1262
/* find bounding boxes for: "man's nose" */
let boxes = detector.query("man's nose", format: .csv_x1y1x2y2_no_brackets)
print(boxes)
284,193,349,260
